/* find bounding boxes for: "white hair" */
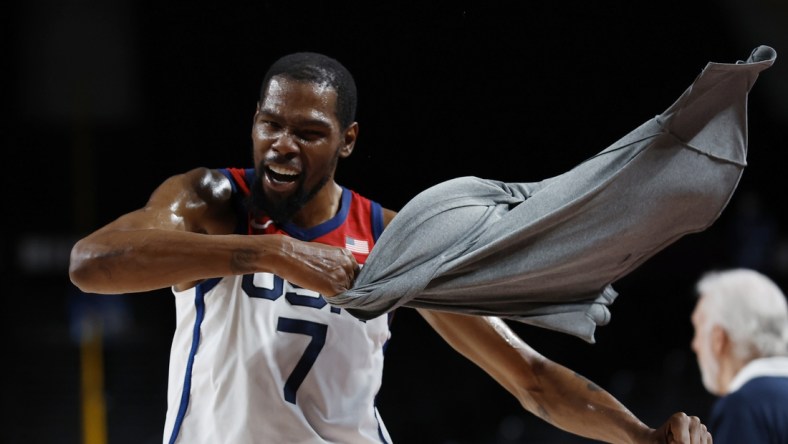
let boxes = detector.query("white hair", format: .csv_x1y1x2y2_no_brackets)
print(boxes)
696,268,788,360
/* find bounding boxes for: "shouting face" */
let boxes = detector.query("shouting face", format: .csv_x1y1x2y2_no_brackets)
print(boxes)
250,76,357,225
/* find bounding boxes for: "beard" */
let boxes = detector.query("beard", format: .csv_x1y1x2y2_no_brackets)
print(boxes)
248,155,337,225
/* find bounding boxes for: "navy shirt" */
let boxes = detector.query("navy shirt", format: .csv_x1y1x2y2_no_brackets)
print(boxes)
710,376,788,444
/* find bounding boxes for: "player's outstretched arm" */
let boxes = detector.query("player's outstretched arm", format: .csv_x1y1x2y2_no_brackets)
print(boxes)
69,167,358,296
418,310,711,444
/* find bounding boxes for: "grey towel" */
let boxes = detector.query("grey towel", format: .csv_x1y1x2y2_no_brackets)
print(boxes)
331,46,777,343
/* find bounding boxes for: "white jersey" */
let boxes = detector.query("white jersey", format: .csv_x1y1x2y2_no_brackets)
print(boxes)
163,169,392,443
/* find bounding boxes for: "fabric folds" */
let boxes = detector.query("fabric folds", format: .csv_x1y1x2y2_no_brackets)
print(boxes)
330,46,777,343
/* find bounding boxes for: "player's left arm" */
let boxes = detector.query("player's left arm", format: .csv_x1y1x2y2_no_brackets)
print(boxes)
418,310,710,444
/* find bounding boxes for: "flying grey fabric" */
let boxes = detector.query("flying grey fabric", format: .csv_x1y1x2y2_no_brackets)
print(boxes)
330,46,777,343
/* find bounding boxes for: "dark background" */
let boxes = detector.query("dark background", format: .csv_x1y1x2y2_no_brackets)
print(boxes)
4,1,788,443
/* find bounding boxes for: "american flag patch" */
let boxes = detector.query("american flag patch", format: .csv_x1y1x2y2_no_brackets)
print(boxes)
345,236,369,254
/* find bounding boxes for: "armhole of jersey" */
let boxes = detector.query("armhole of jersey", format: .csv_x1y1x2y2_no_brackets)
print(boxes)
370,200,384,241
219,168,237,191
219,168,251,235
220,167,252,196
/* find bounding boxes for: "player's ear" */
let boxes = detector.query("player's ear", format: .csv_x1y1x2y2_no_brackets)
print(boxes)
339,122,358,158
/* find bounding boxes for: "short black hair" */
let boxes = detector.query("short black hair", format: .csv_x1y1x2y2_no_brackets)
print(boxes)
260,52,357,129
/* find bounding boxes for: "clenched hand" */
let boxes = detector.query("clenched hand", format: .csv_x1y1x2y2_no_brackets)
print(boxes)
273,236,361,297
652,412,712,444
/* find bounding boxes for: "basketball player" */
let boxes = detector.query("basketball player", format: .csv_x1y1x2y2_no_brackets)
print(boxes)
70,52,711,443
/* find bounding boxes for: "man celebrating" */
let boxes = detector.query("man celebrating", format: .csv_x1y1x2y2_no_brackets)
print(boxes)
71,52,710,443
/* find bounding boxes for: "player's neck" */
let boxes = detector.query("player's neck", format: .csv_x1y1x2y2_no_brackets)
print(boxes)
291,181,343,228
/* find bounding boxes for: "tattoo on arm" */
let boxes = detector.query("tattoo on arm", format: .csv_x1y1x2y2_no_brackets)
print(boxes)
230,249,258,274
574,372,602,391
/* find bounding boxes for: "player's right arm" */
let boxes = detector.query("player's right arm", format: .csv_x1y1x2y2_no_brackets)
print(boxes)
69,167,358,296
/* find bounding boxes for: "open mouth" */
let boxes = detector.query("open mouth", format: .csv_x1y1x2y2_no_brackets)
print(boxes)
266,164,300,184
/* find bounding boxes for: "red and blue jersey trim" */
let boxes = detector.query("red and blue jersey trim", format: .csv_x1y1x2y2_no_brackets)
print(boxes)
219,168,384,263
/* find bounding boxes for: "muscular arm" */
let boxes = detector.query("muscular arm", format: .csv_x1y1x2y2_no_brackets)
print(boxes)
419,310,709,444
69,167,358,295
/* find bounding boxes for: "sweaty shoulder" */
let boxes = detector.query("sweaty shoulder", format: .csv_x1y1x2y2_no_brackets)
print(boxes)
160,167,236,234
185,167,234,204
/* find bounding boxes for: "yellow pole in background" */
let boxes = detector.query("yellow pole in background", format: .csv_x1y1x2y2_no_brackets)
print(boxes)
72,89,106,444
80,313,107,444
